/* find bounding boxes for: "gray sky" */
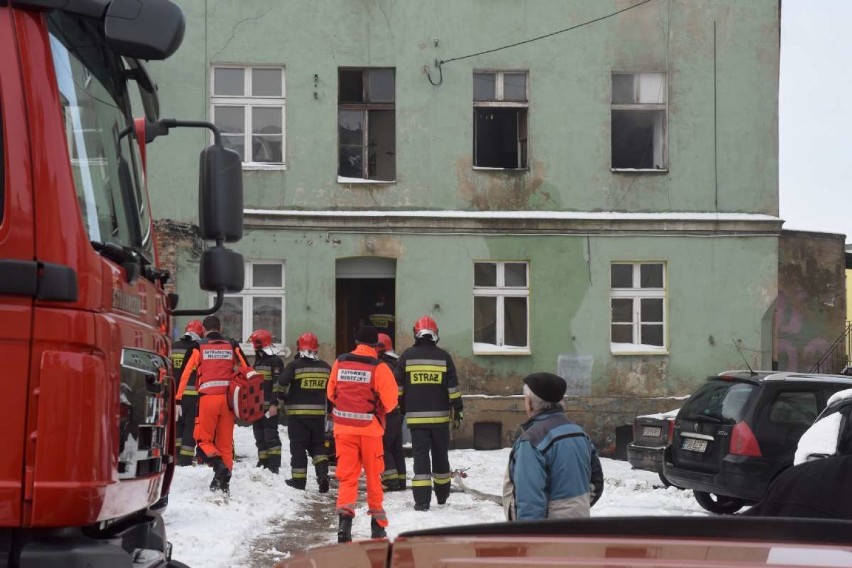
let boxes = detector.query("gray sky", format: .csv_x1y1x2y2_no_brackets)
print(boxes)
780,0,851,243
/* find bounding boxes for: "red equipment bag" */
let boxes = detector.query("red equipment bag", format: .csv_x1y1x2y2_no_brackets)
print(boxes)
228,366,266,423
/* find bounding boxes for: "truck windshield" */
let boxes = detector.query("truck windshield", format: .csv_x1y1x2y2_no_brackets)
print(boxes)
48,11,153,261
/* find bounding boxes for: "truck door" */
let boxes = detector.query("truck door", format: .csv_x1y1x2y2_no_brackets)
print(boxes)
0,5,36,527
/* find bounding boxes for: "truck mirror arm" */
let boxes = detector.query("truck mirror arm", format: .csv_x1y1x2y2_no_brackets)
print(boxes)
145,118,221,145
168,289,224,317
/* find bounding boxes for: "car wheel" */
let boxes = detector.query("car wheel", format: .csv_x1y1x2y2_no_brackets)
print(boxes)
658,471,672,487
693,490,746,514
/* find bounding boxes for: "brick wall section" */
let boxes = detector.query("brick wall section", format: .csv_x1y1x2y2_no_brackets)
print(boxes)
153,219,202,295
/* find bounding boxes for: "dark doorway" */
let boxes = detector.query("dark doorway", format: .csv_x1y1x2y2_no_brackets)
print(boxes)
335,277,396,354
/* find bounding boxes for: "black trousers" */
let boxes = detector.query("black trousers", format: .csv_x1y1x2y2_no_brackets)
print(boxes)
411,427,451,506
176,395,198,466
287,416,328,482
252,414,282,471
381,409,406,486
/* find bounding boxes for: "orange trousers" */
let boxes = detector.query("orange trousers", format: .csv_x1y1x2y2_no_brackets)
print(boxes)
334,433,388,527
194,393,235,470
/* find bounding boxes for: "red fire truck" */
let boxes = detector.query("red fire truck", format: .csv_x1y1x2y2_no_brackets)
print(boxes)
0,1,243,566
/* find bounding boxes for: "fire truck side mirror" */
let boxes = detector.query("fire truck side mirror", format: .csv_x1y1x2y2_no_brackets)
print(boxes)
199,246,244,293
105,0,185,60
198,145,243,243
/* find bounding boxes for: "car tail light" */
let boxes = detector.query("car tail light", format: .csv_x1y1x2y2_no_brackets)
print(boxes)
667,420,675,444
730,421,762,457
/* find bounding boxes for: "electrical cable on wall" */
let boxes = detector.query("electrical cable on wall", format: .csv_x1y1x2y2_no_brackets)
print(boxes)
426,0,657,85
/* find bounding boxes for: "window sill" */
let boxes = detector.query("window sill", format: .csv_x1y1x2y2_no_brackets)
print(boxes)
611,343,669,356
473,345,531,356
611,168,668,174
243,163,287,171
472,166,529,172
337,176,396,185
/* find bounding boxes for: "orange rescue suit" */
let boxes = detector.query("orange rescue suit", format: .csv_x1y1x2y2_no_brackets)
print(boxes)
327,344,398,526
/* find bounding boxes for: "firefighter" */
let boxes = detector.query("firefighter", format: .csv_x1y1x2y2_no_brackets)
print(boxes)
367,294,395,340
396,316,463,511
327,326,398,543
177,315,249,494
171,320,203,466
278,331,332,492
248,329,285,474
378,332,406,492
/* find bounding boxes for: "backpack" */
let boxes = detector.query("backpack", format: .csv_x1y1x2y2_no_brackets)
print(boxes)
228,366,266,424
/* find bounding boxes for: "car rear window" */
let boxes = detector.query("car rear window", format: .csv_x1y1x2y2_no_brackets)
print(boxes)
681,380,756,423
768,391,818,426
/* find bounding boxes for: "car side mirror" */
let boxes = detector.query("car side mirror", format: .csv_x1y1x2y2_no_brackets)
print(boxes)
105,0,185,60
199,145,243,243
199,246,244,293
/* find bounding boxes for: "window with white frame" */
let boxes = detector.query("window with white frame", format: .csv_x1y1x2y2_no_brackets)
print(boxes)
213,261,285,348
611,72,666,170
211,66,285,166
473,261,529,353
338,67,396,182
473,71,529,169
610,262,666,353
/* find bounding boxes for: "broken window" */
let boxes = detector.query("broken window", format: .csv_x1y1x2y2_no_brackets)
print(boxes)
211,66,285,165
610,262,666,353
473,71,528,169
611,72,666,170
474,261,529,353
338,68,395,182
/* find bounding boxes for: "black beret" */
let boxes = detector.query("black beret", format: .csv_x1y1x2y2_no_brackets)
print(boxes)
355,326,379,346
523,372,567,403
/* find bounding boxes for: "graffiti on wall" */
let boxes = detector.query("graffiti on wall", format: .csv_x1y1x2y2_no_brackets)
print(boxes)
774,290,831,372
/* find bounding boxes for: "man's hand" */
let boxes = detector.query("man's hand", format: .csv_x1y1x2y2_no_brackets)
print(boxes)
267,404,278,417
453,410,464,430
175,404,182,421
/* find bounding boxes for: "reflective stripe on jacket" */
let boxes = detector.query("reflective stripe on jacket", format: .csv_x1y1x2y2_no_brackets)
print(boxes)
331,354,381,427
395,339,462,429
280,356,331,417
327,344,398,437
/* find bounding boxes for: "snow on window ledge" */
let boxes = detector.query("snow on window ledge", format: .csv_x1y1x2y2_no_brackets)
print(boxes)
611,342,668,356
337,176,395,185
473,342,531,356
242,163,287,171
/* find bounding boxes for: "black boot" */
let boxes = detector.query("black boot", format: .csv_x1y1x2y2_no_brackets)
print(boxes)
219,471,232,495
285,478,306,490
208,456,227,492
316,462,330,493
337,515,353,543
370,518,387,539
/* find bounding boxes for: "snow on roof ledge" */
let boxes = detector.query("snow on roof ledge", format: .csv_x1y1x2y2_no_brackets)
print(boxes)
244,209,783,222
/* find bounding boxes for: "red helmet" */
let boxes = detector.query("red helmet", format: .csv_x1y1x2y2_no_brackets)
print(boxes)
249,329,273,350
377,333,393,354
184,320,204,336
413,315,438,341
297,332,319,352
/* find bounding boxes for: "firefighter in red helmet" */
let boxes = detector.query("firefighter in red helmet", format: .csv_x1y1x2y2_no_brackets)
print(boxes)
248,329,285,473
171,320,203,466
396,315,464,511
327,326,397,542
377,333,406,492
279,331,332,491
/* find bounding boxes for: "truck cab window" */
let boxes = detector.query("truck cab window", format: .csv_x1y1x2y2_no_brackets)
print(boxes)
48,13,152,260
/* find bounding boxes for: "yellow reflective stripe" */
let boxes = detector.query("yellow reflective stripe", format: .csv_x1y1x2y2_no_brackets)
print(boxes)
449,392,461,400
183,389,199,396
292,472,307,479
287,409,326,416
296,372,330,379
312,455,329,464
268,448,282,456
406,416,450,424
433,477,452,485
411,479,432,487
405,365,447,373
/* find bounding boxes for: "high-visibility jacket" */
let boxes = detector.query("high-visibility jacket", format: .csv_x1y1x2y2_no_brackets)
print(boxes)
253,351,285,409
278,355,331,417
170,335,199,397
177,332,248,400
395,338,463,428
327,344,397,437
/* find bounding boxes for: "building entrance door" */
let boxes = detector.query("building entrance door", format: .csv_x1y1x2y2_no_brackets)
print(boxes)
335,257,396,354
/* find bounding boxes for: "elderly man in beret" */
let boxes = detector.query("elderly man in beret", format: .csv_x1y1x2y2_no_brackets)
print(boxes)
503,372,604,520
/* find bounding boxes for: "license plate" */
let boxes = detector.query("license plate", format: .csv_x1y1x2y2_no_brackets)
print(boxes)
642,426,662,438
682,438,708,453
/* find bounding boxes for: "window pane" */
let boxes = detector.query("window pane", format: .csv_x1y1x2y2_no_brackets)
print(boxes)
367,69,394,102
611,324,632,343
339,69,363,103
367,109,395,181
611,298,633,323
213,106,245,133
641,298,663,323
339,146,363,178
641,324,664,346
612,109,665,169
473,107,521,168
218,295,244,342
338,110,364,145
611,264,633,288
503,72,527,101
474,262,497,287
252,107,282,134
253,263,282,287
612,73,635,104
504,296,528,347
638,73,666,104
221,135,245,161
252,68,282,97
641,263,664,288
214,67,244,96
769,392,818,426
473,72,495,101
474,296,497,344
252,135,282,163
504,262,527,287
253,297,283,343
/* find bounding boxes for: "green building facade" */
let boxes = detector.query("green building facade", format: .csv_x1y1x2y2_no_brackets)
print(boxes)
148,0,782,451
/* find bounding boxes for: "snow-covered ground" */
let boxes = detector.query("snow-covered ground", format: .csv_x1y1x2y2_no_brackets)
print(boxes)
165,424,705,567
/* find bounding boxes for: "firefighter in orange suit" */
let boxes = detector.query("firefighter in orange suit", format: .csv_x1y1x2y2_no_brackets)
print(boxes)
177,315,249,494
327,326,398,543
